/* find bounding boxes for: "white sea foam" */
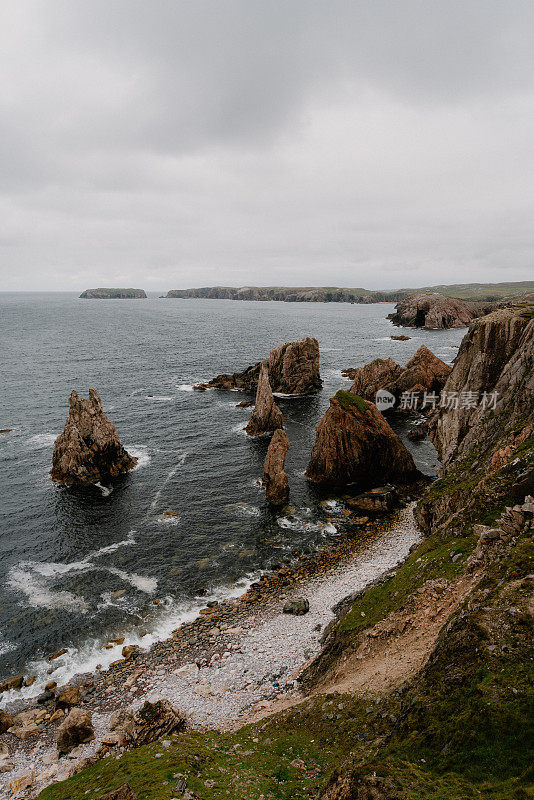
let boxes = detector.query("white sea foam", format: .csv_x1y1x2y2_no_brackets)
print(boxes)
127,444,151,469
150,456,187,510
156,515,181,525
27,433,58,449
277,516,337,534
106,567,158,594
231,422,247,436
145,395,174,401
7,564,90,613
226,502,261,517
177,384,195,391
94,482,113,497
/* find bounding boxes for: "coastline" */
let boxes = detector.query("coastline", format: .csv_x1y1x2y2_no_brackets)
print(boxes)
0,504,421,796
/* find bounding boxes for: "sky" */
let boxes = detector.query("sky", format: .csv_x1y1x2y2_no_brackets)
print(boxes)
1,1,534,291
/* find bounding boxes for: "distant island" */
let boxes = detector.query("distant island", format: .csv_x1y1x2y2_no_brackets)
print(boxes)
164,280,534,304
79,288,147,299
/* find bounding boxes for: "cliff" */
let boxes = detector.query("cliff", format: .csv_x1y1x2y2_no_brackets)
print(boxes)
194,336,322,395
79,289,147,299
389,292,496,328
51,388,138,485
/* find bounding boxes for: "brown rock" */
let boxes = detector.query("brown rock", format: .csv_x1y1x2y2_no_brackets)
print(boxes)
246,363,283,436
121,644,139,659
194,337,322,395
55,685,82,710
50,388,137,485
391,334,411,340
94,784,138,800
305,391,419,487
0,710,14,734
388,292,495,329
45,680,57,692
130,699,185,747
49,648,68,661
349,358,403,400
0,675,23,693
346,486,399,513
56,708,95,754
263,429,290,505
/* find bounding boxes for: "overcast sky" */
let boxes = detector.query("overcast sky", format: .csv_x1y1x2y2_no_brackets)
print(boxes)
1,1,534,291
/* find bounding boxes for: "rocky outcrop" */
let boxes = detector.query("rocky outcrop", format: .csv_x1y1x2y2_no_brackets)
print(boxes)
346,346,451,409
263,429,290,504
193,337,322,394
50,388,137,485
106,700,185,750
95,786,138,800
245,363,283,436
416,306,534,534
348,357,403,398
79,288,146,299
305,391,419,488
56,708,95,754
388,293,495,329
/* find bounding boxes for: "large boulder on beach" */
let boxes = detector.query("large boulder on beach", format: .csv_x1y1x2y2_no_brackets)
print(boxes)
56,708,95,754
246,363,283,436
130,700,185,747
388,293,495,329
194,337,322,395
263,429,290,505
0,710,13,735
50,388,137,485
305,391,419,488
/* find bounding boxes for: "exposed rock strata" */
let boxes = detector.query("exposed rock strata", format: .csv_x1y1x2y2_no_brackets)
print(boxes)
263,429,290,504
346,346,451,409
245,363,283,436
305,390,419,487
193,337,322,394
389,292,495,329
50,388,137,485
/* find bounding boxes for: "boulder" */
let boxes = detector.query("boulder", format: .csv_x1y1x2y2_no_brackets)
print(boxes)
346,486,399,513
0,710,14,734
283,598,310,615
130,699,185,747
388,293,495,329
194,337,322,395
122,644,139,659
0,675,23,693
56,708,95,754
55,685,82,711
305,391,419,488
263,429,290,505
245,363,283,436
50,388,137,485
94,785,138,800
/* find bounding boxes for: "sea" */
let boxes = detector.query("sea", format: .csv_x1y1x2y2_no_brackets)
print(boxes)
0,292,465,700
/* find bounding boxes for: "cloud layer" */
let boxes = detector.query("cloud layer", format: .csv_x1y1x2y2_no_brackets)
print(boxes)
1,1,534,290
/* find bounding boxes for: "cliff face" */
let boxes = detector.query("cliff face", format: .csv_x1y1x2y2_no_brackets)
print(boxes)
79,289,146,299
416,306,534,533
51,388,137,485
245,363,283,436
305,390,419,488
389,292,495,329
165,286,404,303
194,336,322,395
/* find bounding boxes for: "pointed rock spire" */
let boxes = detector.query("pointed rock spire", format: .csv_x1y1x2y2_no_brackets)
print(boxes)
245,363,283,436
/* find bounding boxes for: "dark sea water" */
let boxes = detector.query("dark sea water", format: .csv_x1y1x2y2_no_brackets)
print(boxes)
0,292,465,698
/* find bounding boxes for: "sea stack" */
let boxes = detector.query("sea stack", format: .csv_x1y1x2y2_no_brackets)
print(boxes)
263,429,290,505
51,388,137,485
388,293,495,329
193,336,322,395
245,363,283,436
305,390,419,487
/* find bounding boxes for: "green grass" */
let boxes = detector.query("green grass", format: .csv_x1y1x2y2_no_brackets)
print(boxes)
334,390,370,413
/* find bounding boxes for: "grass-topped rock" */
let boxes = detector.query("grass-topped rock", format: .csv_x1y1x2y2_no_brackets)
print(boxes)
305,390,419,488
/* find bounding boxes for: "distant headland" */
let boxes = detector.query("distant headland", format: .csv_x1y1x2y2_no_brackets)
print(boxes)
163,280,534,304
79,288,147,299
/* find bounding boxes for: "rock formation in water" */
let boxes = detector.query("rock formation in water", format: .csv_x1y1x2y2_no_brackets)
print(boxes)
346,346,451,408
245,363,283,436
194,336,322,394
263,428,290,505
388,293,495,329
79,288,147,299
50,388,137,485
305,390,419,487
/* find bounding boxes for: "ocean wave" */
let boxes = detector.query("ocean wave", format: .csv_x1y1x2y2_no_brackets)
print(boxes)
94,481,113,497
26,433,58,449
177,384,195,391
106,567,158,594
226,502,261,517
277,516,337,535
231,422,247,436
127,444,151,469
7,564,90,613
145,395,174,401
150,456,187,510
